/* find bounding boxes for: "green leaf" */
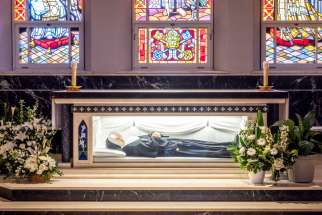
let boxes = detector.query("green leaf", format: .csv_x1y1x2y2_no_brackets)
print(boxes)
256,110,264,127
295,113,304,139
298,140,315,156
303,111,316,129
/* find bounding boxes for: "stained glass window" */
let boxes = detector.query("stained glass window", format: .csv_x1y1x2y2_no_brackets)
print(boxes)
263,0,321,66
14,0,83,67
135,0,212,21
78,120,88,161
134,0,213,68
265,27,321,64
263,0,321,21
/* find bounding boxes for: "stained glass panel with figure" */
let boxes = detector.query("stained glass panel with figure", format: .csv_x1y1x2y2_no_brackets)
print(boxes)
70,0,83,21
135,0,212,22
29,27,70,64
18,27,80,64
14,0,83,21
276,0,321,21
29,0,68,21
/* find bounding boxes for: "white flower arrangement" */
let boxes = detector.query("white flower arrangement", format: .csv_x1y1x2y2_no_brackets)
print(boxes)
0,101,62,182
228,111,273,174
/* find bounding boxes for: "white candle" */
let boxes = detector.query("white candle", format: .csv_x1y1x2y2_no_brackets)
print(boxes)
263,61,269,87
71,63,78,87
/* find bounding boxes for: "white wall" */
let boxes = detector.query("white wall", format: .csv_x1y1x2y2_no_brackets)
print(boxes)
0,0,260,74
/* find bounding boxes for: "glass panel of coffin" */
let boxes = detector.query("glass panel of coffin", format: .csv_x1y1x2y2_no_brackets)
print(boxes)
92,116,247,162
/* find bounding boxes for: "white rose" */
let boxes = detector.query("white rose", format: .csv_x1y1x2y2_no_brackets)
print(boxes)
24,156,38,173
256,138,266,146
270,148,278,156
273,158,285,171
247,135,256,141
239,147,246,156
247,148,256,156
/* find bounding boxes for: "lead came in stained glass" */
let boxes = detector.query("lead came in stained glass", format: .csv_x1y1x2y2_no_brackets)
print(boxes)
78,120,88,161
149,28,197,64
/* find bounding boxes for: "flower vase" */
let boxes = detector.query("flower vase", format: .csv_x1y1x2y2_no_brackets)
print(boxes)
248,171,265,184
30,175,48,184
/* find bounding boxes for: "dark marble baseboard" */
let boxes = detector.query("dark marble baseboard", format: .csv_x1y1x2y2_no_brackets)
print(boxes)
2,188,322,202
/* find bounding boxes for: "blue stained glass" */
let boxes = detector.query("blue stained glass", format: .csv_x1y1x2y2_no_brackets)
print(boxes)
70,0,82,21
29,0,68,21
78,120,88,161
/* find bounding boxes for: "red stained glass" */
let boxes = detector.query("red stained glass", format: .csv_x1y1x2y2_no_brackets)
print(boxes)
263,0,274,21
138,28,147,63
14,0,27,21
199,28,208,64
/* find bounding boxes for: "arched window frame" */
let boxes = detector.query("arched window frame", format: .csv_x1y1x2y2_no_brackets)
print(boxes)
12,0,84,71
261,0,321,71
132,0,214,71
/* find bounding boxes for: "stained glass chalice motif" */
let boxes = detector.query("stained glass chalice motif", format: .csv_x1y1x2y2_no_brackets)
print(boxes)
151,29,196,63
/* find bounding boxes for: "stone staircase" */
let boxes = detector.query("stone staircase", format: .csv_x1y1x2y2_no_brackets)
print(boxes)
0,165,322,214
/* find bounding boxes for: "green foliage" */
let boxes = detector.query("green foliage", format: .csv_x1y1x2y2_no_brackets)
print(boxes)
273,111,322,156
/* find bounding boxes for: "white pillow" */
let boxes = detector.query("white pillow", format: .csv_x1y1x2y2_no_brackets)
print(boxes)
94,148,126,157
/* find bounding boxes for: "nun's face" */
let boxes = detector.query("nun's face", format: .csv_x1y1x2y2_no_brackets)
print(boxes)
109,132,126,146
151,131,162,139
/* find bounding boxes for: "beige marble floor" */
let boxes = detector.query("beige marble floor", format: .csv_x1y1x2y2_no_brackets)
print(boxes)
1,178,322,191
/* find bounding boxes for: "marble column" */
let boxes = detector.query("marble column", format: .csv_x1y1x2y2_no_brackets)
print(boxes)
61,105,73,163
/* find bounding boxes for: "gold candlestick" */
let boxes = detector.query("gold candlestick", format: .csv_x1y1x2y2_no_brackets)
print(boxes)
66,62,81,91
258,61,273,91
263,61,269,87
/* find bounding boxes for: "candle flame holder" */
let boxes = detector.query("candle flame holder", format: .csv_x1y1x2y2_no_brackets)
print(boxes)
257,86,273,91
66,86,82,92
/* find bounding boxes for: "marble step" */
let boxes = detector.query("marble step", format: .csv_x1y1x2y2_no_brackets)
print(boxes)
1,179,322,202
1,200,322,214
58,167,247,179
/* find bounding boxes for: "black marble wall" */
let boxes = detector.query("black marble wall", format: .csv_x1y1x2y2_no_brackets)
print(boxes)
0,75,321,152
0,75,321,123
